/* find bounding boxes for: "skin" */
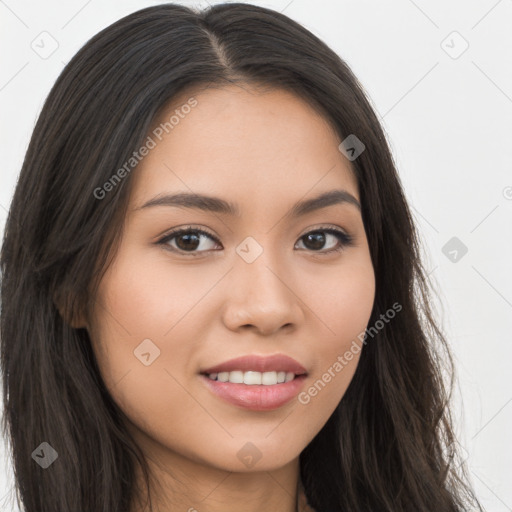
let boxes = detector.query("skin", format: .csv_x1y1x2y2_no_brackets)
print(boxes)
80,83,375,511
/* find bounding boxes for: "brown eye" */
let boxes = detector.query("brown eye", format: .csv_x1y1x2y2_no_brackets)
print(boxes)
158,227,220,255
295,228,353,254
157,225,353,257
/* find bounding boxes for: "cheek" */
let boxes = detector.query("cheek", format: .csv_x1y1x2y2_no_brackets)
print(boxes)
89,245,226,418
92,245,204,344
87,253,202,444
303,250,375,345
87,247,191,387
297,254,375,412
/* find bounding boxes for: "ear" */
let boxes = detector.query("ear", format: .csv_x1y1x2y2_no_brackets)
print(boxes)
53,290,88,329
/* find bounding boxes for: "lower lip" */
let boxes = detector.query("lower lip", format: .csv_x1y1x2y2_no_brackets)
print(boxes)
200,374,307,411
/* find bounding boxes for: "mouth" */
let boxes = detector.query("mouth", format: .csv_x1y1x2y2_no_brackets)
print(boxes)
199,374,307,411
202,370,300,385
199,354,308,411
200,353,307,376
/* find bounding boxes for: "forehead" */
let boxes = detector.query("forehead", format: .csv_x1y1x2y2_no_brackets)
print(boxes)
129,84,359,211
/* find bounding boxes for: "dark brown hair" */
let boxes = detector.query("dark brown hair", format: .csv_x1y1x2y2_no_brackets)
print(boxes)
1,3,482,511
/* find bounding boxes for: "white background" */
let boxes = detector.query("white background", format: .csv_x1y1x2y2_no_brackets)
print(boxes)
1,0,511,510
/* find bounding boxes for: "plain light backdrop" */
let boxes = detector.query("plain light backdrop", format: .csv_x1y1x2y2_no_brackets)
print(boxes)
1,0,511,510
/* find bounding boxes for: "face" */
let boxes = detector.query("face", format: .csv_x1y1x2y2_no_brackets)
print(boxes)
87,83,375,474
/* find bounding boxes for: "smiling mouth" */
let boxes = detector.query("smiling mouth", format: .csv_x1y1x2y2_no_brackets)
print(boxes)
203,370,299,385
199,371,308,411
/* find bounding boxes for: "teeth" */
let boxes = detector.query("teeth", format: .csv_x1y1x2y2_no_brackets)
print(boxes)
229,371,244,384
244,371,262,385
207,370,297,385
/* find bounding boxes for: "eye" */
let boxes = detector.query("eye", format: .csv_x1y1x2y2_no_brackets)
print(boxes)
157,226,221,255
156,225,354,256
295,225,354,255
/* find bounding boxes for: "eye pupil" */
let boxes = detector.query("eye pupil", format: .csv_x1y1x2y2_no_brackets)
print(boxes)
177,233,200,251
304,232,326,250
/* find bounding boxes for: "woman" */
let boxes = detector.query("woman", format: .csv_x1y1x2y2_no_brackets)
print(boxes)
0,3,483,511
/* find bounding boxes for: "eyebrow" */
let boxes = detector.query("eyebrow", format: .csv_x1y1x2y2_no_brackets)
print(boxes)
135,189,361,217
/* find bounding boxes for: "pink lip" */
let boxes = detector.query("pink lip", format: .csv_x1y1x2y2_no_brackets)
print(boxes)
201,354,307,375
199,354,308,411
200,374,307,411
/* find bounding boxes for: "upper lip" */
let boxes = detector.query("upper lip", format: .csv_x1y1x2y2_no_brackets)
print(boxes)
201,354,308,375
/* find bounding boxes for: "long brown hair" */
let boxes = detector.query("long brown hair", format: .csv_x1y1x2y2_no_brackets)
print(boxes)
1,3,482,511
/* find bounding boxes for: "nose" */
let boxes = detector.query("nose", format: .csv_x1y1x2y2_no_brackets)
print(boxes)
220,250,304,336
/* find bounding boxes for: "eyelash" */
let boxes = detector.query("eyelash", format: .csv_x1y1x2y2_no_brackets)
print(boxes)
156,224,354,257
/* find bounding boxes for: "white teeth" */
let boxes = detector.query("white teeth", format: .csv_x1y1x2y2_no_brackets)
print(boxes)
217,372,229,382
229,371,244,384
261,371,277,385
207,370,298,385
244,371,262,385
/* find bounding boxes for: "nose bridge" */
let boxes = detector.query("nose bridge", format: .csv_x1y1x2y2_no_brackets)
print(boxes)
236,234,289,301
222,234,302,333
